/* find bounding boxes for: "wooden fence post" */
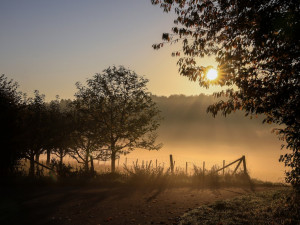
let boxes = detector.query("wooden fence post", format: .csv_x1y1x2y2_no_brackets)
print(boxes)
186,162,188,175
125,157,127,167
170,154,174,173
156,159,157,169
242,155,247,174
232,158,242,175
223,160,225,175
148,160,152,169
203,161,205,176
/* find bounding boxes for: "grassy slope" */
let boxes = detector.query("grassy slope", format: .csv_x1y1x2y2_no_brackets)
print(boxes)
179,187,300,225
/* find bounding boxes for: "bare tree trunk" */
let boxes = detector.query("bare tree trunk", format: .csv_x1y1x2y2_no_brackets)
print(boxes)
35,151,40,175
29,153,35,177
46,149,51,166
111,151,116,173
84,150,89,172
90,156,94,173
35,152,40,162
59,149,63,171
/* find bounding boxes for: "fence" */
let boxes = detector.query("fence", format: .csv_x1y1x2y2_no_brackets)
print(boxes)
25,154,248,176
92,154,248,176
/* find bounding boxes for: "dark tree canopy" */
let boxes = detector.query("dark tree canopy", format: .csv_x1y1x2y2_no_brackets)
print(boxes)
22,90,50,176
0,75,23,176
75,66,162,172
47,98,74,171
151,0,299,187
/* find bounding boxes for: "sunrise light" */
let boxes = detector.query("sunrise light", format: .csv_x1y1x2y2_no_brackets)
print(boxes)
206,68,218,81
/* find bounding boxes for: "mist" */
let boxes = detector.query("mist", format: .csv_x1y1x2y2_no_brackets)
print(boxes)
129,94,286,182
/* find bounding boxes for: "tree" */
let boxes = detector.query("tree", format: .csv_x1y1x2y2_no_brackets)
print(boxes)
76,66,162,173
0,75,24,176
47,98,74,171
151,0,299,188
68,97,107,173
22,91,49,176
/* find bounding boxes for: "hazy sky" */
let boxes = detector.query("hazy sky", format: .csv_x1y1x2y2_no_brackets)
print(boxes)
0,0,220,101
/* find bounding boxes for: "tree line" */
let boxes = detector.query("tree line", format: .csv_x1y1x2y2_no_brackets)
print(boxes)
0,66,162,177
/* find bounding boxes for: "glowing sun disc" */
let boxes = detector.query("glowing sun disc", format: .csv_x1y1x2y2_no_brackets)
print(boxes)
207,69,218,81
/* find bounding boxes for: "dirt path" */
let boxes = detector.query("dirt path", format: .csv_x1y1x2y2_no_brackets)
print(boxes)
2,185,278,225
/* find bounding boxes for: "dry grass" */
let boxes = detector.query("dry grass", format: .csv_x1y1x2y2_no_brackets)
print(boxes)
120,162,278,190
10,159,285,191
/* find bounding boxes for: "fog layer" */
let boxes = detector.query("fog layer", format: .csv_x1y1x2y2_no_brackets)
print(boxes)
129,94,286,182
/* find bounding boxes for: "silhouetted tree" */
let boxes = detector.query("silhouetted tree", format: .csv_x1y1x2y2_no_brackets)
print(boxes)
76,66,162,172
47,98,74,171
152,0,299,188
0,75,24,176
68,97,108,173
23,91,49,176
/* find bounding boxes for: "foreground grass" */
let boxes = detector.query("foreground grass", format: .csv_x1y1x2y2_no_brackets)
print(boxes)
179,187,300,225
13,160,286,190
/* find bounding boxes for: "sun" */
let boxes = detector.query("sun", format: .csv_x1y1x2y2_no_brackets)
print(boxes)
206,68,218,81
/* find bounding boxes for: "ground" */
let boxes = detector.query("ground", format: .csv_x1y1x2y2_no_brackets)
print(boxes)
1,184,281,225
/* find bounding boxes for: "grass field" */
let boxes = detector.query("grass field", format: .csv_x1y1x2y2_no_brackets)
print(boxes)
179,188,299,225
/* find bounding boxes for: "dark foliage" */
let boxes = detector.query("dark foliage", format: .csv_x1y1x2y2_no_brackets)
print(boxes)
0,75,24,176
22,90,50,177
48,98,74,170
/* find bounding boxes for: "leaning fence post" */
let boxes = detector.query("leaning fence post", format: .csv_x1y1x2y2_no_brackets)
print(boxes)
170,154,174,173
242,155,247,174
232,158,242,175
